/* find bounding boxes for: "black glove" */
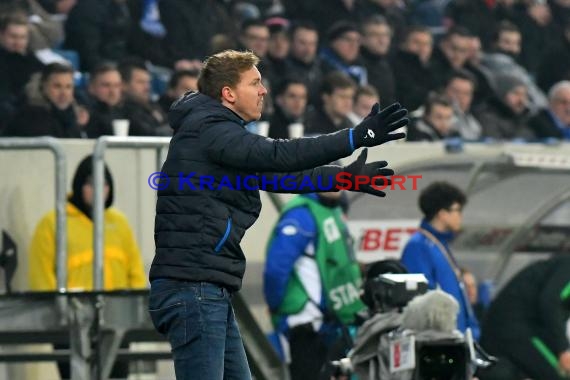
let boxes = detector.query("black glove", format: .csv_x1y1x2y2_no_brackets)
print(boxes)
352,102,408,148
339,148,394,197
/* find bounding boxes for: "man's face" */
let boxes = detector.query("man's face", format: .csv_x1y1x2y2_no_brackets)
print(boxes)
290,28,318,63
497,31,521,56
224,66,267,122
331,31,361,63
124,68,151,103
171,75,198,98
467,36,482,65
353,94,379,119
0,24,29,54
43,72,74,110
439,202,463,233
403,31,433,64
323,87,355,120
89,70,122,107
504,85,528,115
550,87,570,125
426,104,454,135
445,78,474,113
441,34,471,69
241,26,270,58
362,23,392,56
268,32,290,59
276,83,307,119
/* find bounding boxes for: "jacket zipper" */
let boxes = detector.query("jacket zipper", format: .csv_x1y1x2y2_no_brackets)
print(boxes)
214,217,232,252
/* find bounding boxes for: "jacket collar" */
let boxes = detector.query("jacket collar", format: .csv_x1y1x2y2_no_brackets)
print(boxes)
420,219,454,244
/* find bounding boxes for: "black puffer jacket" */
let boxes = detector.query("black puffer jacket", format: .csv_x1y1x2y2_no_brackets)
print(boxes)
150,93,356,290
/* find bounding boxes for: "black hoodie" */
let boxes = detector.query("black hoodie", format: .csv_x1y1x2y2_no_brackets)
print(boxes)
69,155,114,219
150,92,357,290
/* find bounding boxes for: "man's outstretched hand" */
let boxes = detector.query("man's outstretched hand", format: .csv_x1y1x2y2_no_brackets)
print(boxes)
353,102,408,148
341,148,394,197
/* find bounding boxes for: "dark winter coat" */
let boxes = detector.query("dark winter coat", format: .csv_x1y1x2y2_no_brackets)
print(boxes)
150,92,357,291
474,98,535,140
64,0,131,71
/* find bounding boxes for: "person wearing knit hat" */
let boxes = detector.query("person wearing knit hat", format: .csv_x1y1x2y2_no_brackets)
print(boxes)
266,17,291,87
493,74,526,106
326,21,360,44
28,154,146,379
29,154,146,292
474,74,536,140
320,21,368,86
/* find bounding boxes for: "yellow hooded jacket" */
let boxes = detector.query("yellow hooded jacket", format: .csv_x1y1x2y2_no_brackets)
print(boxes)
29,202,147,291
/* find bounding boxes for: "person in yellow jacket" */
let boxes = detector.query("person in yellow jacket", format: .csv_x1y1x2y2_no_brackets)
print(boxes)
28,154,146,379
29,154,146,291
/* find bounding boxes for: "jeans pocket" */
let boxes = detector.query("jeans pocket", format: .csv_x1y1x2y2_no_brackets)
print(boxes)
200,283,227,301
149,302,186,349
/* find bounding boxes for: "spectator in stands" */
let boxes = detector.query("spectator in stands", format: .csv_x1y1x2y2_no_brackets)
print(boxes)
320,21,367,86
85,62,126,137
359,15,396,105
430,26,473,88
407,0,448,39
407,93,459,141
391,26,435,111
298,0,364,38
444,0,497,49
64,0,132,71
537,24,570,93
159,0,235,66
510,0,558,76
158,69,199,115
119,59,169,136
305,72,356,135
266,17,291,89
285,21,322,106
528,81,570,140
0,13,44,126
4,62,87,137
463,35,495,108
401,181,480,340
29,154,146,290
29,154,146,379
264,191,366,380
126,0,170,68
239,19,272,77
268,78,308,139
479,257,570,380
360,0,407,47
443,70,483,141
348,85,380,125
0,0,64,51
474,74,536,141
480,21,548,113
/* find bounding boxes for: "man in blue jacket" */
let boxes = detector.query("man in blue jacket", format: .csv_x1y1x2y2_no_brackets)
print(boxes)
148,50,409,380
400,181,480,339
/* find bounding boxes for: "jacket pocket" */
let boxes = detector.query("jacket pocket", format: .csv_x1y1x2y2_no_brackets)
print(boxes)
214,216,232,253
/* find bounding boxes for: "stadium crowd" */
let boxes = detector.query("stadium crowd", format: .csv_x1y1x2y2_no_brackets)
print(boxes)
0,0,568,142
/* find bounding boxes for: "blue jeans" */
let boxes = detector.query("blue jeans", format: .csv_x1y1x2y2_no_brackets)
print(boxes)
149,279,252,380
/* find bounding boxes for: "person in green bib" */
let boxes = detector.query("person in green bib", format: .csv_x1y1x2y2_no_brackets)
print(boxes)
263,192,365,380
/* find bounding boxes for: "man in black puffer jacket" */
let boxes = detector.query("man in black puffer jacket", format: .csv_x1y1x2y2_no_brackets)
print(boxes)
148,50,409,380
